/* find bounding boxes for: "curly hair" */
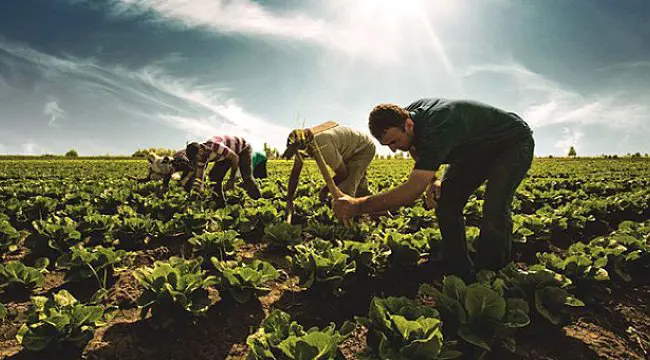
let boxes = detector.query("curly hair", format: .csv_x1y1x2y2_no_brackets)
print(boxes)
368,104,410,140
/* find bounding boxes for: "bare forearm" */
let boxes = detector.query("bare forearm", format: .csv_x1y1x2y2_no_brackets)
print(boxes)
358,183,422,214
287,160,302,200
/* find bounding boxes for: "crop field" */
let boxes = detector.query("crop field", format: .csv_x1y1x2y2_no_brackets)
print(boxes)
0,158,649,360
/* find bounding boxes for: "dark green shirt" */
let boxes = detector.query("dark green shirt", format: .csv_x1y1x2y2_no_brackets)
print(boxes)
252,151,267,169
408,98,533,171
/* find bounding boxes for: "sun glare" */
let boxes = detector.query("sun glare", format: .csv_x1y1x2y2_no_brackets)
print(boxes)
357,0,455,19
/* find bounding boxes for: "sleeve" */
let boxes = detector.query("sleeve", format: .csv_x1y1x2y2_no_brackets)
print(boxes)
413,105,462,172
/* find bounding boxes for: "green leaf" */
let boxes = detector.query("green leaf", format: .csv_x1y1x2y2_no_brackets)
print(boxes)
17,323,57,351
464,285,506,322
443,276,467,301
535,287,571,325
53,290,78,307
458,324,491,351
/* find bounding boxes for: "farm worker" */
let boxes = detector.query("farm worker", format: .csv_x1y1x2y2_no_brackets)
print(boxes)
252,151,268,179
185,135,262,208
282,121,376,213
332,98,534,280
142,150,194,193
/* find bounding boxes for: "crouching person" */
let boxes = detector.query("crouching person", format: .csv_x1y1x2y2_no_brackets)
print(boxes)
282,121,375,220
252,151,268,179
142,151,194,194
185,135,262,208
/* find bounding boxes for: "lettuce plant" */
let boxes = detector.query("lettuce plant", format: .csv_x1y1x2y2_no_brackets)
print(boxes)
247,309,354,360
0,218,21,254
288,239,356,295
133,256,218,329
384,231,429,267
419,275,530,357
188,230,243,261
16,290,110,351
357,296,459,360
26,216,82,254
112,216,158,250
0,259,48,291
78,213,117,245
264,223,303,249
495,264,584,325
170,208,211,235
55,245,129,285
211,258,279,303
342,240,390,275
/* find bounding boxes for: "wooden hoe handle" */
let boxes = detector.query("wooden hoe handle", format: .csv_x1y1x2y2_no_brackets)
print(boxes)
308,141,351,227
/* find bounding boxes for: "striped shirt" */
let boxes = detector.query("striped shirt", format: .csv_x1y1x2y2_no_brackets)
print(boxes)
193,135,251,192
202,136,250,163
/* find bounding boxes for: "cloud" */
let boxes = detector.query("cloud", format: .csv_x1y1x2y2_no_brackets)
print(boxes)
108,0,325,39
0,37,289,149
21,140,41,155
100,0,458,66
463,61,650,130
43,99,68,126
554,127,584,152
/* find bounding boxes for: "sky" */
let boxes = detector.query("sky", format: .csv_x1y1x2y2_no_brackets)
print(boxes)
0,0,649,156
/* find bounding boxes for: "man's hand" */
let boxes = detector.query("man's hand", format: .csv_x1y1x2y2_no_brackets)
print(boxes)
425,179,442,209
318,186,329,203
332,194,360,221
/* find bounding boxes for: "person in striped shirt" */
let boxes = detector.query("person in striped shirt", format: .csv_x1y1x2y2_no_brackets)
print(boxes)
185,135,262,207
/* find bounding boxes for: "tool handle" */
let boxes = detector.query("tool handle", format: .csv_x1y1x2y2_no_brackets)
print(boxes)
309,142,351,227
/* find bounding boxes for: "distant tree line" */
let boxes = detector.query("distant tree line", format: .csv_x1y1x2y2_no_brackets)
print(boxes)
131,148,177,157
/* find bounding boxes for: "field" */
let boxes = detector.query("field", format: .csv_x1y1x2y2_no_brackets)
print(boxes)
0,158,648,360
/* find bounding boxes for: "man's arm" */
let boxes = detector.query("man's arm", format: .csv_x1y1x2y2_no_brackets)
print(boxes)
333,169,437,219
287,156,303,203
224,149,240,187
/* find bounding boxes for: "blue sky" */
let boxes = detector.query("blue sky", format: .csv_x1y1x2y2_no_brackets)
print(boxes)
0,0,649,156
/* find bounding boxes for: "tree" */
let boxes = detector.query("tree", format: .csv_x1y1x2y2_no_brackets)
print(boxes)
567,146,577,158
263,143,273,159
65,149,78,157
263,143,280,159
132,148,176,158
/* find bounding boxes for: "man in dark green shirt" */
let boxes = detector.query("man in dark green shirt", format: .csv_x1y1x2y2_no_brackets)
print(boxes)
252,151,268,179
333,98,534,280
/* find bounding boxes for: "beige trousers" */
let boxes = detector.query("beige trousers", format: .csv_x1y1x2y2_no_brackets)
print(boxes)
338,142,375,197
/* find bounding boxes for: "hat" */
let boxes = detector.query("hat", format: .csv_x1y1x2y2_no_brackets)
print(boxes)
281,129,313,159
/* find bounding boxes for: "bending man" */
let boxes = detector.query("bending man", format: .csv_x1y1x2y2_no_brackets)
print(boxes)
333,99,534,280
185,135,262,207
282,121,376,213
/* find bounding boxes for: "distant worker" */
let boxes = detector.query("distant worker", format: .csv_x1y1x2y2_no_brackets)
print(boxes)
252,151,268,179
185,135,262,208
